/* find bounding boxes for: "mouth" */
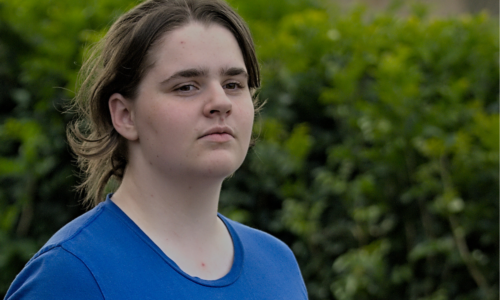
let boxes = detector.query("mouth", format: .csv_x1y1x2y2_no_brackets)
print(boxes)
199,126,235,140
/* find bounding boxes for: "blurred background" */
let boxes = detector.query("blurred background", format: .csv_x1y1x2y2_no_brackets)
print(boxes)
337,0,499,16
0,0,498,299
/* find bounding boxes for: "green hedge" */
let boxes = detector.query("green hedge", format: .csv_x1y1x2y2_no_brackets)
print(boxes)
0,0,498,299
225,2,499,299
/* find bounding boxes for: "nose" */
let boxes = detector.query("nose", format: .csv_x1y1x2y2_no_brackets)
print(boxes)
203,83,232,118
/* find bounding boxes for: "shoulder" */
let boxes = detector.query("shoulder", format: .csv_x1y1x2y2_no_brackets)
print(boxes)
5,204,109,300
221,216,309,298
42,202,106,249
223,217,290,249
222,216,297,263
5,246,104,300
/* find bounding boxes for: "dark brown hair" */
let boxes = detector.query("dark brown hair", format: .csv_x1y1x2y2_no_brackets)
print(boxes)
68,0,260,207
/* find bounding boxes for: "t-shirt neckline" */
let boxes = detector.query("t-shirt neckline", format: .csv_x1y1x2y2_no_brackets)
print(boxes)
102,193,244,287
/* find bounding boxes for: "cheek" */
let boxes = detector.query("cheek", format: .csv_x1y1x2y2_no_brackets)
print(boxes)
238,100,255,139
138,103,177,139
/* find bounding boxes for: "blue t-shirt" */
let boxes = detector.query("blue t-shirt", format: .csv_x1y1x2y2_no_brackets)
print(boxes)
5,195,308,299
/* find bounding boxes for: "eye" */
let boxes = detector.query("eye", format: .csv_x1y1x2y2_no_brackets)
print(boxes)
224,82,243,90
175,84,197,92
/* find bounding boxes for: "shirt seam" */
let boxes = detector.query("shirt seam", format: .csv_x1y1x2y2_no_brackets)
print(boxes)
59,246,106,299
30,205,105,262
105,203,243,287
26,245,105,299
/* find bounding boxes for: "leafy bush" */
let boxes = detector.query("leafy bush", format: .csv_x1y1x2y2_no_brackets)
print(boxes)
0,0,498,299
223,2,499,299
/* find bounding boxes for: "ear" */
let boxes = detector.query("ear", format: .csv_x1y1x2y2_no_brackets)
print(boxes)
109,93,138,141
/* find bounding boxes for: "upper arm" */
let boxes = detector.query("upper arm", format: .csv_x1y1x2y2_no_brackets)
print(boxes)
5,246,104,300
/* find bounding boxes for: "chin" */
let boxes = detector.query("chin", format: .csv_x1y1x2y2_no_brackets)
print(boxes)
200,156,245,179
206,164,241,179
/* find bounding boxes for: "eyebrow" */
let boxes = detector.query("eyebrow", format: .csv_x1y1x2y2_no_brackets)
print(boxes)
160,67,248,86
160,68,207,85
220,67,248,78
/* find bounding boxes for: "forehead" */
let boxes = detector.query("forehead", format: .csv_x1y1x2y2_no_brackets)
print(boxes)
147,22,246,74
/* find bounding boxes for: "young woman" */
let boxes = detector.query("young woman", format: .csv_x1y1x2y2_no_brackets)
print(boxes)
6,0,307,298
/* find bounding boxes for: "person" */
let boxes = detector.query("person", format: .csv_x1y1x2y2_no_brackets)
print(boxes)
5,0,308,299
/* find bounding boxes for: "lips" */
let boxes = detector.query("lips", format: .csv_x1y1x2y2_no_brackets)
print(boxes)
199,126,235,140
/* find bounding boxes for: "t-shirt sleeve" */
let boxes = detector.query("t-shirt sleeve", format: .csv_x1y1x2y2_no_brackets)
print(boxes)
5,246,104,300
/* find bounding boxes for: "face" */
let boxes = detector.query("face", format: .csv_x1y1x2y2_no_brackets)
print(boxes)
124,22,254,180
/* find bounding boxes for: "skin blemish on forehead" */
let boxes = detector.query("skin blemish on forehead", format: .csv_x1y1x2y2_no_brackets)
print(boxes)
201,263,206,267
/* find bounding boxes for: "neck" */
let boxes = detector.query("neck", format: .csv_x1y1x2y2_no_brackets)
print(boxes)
110,150,235,280
112,163,224,242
